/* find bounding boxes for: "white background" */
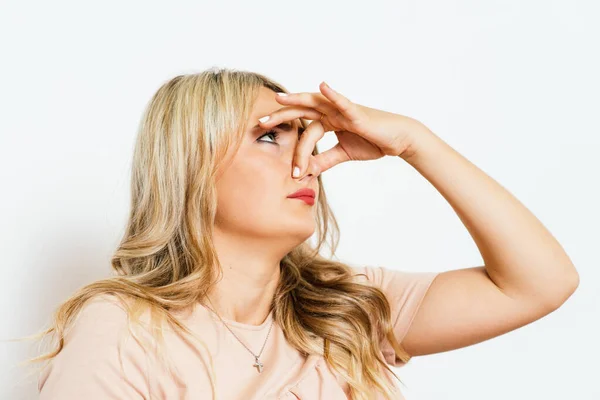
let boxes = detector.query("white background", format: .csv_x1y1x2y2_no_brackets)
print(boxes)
1,1,599,399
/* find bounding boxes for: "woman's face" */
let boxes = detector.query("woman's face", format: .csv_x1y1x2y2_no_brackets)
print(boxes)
214,87,320,247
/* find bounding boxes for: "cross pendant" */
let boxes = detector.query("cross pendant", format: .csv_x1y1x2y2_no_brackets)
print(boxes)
253,356,264,373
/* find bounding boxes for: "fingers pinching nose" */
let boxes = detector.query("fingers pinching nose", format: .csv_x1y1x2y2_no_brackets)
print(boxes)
293,166,301,178
293,158,320,179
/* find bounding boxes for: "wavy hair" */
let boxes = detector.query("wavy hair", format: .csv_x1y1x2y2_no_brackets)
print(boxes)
19,67,412,399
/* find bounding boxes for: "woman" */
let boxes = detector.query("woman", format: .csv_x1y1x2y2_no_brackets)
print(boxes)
30,68,579,399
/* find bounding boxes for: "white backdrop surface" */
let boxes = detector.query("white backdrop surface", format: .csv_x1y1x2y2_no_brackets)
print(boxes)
1,1,598,399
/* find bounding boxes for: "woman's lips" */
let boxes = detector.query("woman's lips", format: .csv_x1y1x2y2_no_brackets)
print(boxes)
287,188,316,198
289,196,315,205
287,188,316,206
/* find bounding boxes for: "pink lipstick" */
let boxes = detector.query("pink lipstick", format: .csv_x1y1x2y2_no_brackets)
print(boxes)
287,188,316,206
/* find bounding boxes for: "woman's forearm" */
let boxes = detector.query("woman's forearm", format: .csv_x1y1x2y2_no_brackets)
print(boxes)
400,126,579,306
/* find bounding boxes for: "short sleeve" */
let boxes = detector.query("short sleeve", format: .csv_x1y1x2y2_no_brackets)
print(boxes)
351,265,439,367
38,294,152,399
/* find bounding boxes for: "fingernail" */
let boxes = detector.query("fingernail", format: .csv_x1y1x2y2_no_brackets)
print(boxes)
293,166,300,178
276,92,288,96
259,116,270,123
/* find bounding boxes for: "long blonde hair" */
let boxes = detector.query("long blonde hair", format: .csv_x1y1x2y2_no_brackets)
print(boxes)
19,67,412,399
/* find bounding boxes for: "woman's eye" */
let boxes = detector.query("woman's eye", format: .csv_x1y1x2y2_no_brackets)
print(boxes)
257,130,279,144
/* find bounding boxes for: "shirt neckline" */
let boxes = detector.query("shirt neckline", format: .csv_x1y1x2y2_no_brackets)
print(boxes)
198,303,275,331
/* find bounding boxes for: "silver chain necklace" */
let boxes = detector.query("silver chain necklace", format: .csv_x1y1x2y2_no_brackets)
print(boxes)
205,296,274,373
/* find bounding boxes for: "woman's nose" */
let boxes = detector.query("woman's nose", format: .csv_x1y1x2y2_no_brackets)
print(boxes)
296,155,321,181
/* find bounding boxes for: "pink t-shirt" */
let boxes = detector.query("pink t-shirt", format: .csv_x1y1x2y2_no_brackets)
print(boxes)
38,266,438,399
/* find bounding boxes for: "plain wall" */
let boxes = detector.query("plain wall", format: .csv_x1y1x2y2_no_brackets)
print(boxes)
1,0,598,399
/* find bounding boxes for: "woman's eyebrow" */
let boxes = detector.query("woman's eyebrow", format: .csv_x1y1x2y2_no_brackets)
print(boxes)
252,122,296,131
252,120,304,134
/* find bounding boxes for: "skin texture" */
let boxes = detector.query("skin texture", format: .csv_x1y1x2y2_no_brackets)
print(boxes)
206,87,320,326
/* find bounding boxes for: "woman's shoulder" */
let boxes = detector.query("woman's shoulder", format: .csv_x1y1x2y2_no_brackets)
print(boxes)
71,293,132,331
80,292,129,313
349,264,439,287
38,293,156,397
51,293,142,360
348,264,378,283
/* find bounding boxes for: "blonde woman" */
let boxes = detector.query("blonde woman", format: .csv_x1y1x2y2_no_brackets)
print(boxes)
29,68,579,399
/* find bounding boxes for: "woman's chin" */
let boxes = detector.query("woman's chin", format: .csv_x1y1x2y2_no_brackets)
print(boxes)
282,220,316,241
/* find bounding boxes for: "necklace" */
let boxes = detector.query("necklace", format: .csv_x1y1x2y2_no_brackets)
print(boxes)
205,296,274,373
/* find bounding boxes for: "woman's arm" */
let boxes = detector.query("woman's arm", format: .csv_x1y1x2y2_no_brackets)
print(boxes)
399,126,579,357
258,83,579,357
